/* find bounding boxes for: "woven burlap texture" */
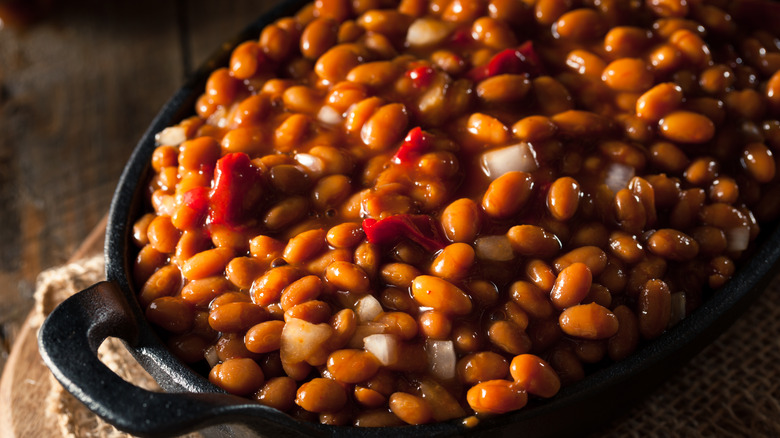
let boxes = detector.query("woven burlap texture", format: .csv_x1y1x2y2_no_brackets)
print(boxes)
36,255,780,437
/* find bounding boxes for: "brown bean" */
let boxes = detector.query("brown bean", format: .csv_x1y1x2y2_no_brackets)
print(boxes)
638,279,672,339
209,302,268,333
411,275,472,316
327,349,381,383
550,263,592,310
509,354,561,398
647,228,700,261
326,260,370,293
506,225,561,258
296,378,347,413
389,392,433,425
466,380,527,414
559,303,619,340
430,243,475,281
482,171,534,219
547,176,581,221
209,358,265,396
607,305,640,361
659,111,715,144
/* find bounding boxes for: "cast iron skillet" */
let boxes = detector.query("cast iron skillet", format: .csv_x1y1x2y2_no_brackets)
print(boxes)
38,1,780,437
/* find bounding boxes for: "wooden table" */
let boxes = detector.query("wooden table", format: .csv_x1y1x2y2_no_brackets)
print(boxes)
0,0,281,372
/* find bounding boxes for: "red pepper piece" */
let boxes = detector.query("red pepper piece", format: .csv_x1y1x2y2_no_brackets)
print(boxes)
450,28,473,46
208,152,264,228
392,127,432,165
466,41,542,82
180,186,210,226
362,214,446,253
406,65,436,89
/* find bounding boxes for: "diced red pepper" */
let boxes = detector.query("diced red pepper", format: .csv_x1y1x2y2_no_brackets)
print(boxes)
392,127,432,165
406,65,436,89
450,28,473,46
466,41,542,82
362,214,446,253
180,186,210,227
208,152,264,228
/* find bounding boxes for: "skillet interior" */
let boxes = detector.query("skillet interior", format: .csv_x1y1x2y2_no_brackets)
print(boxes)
100,1,780,436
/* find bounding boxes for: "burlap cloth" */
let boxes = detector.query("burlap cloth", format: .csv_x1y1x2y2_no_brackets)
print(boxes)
33,255,780,437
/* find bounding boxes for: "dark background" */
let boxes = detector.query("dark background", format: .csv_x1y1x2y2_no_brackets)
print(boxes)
0,0,281,370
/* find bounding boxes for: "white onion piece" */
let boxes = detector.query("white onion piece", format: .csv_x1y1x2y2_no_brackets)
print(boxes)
294,153,325,177
347,322,388,348
480,142,538,180
204,345,219,368
317,105,343,125
426,339,456,380
668,292,686,327
406,18,451,47
475,235,515,261
726,226,750,251
280,318,333,364
155,126,186,146
604,162,635,193
364,334,400,366
418,83,445,115
355,295,383,322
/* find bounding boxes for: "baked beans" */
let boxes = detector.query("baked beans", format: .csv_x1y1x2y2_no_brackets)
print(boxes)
134,0,780,427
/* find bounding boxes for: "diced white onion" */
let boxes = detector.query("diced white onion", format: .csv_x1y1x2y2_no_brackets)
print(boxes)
280,318,333,364
475,235,515,261
406,18,451,47
294,153,325,177
347,322,388,348
317,105,343,125
418,83,445,114
604,162,635,193
726,226,750,252
154,126,186,146
204,345,219,368
480,142,538,180
364,334,400,366
426,339,456,380
668,292,686,327
355,295,383,322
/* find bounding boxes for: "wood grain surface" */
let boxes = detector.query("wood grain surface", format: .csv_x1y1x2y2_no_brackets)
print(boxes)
0,1,279,435
0,0,278,371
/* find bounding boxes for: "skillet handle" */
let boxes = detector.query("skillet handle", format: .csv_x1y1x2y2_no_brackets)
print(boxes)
37,281,318,438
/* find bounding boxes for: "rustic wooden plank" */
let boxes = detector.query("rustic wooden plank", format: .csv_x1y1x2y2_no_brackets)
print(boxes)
0,0,183,358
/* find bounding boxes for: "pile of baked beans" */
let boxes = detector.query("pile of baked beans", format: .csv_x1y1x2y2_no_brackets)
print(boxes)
132,0,780,428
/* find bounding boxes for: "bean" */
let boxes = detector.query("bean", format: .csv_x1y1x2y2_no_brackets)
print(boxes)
638,279,672,339
245,320,286,354
509,354,561,398
256,376,297,411
380,263,421,289
554,8,605,41
524,259,557,292
285,300,332,324
604,26,652,57
361,103,409,152
548,348,584,386
412,275,472,315
636,83,683,121
327,349,381,383
283,228,328,265
146,297,194,334
488,320,532,355
466,380,527,414
296,378,347,413
139,264,182,308
509,281,554,319
602,58,653,92
251,266,302,306
209,302,268,333
532,76,574,115
512,116,557,142
553,246,608,276
430,243,475,281
467,113,510,145
209,358,265,396
482,171,534,219
506,225,561,258
389,392,433,425
647,228,699,261
419,310,452,339
743,142,776,183
551,110,612,138
440,198,481,243
326,260,371,293
182,247,234,280
550,263,592,310
559,303,619,340
457,352,510,385
607,305,640,361
659,110,715,144
147,215,180,254
477,74,531,102
547,176,581,221
608,231,645,264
